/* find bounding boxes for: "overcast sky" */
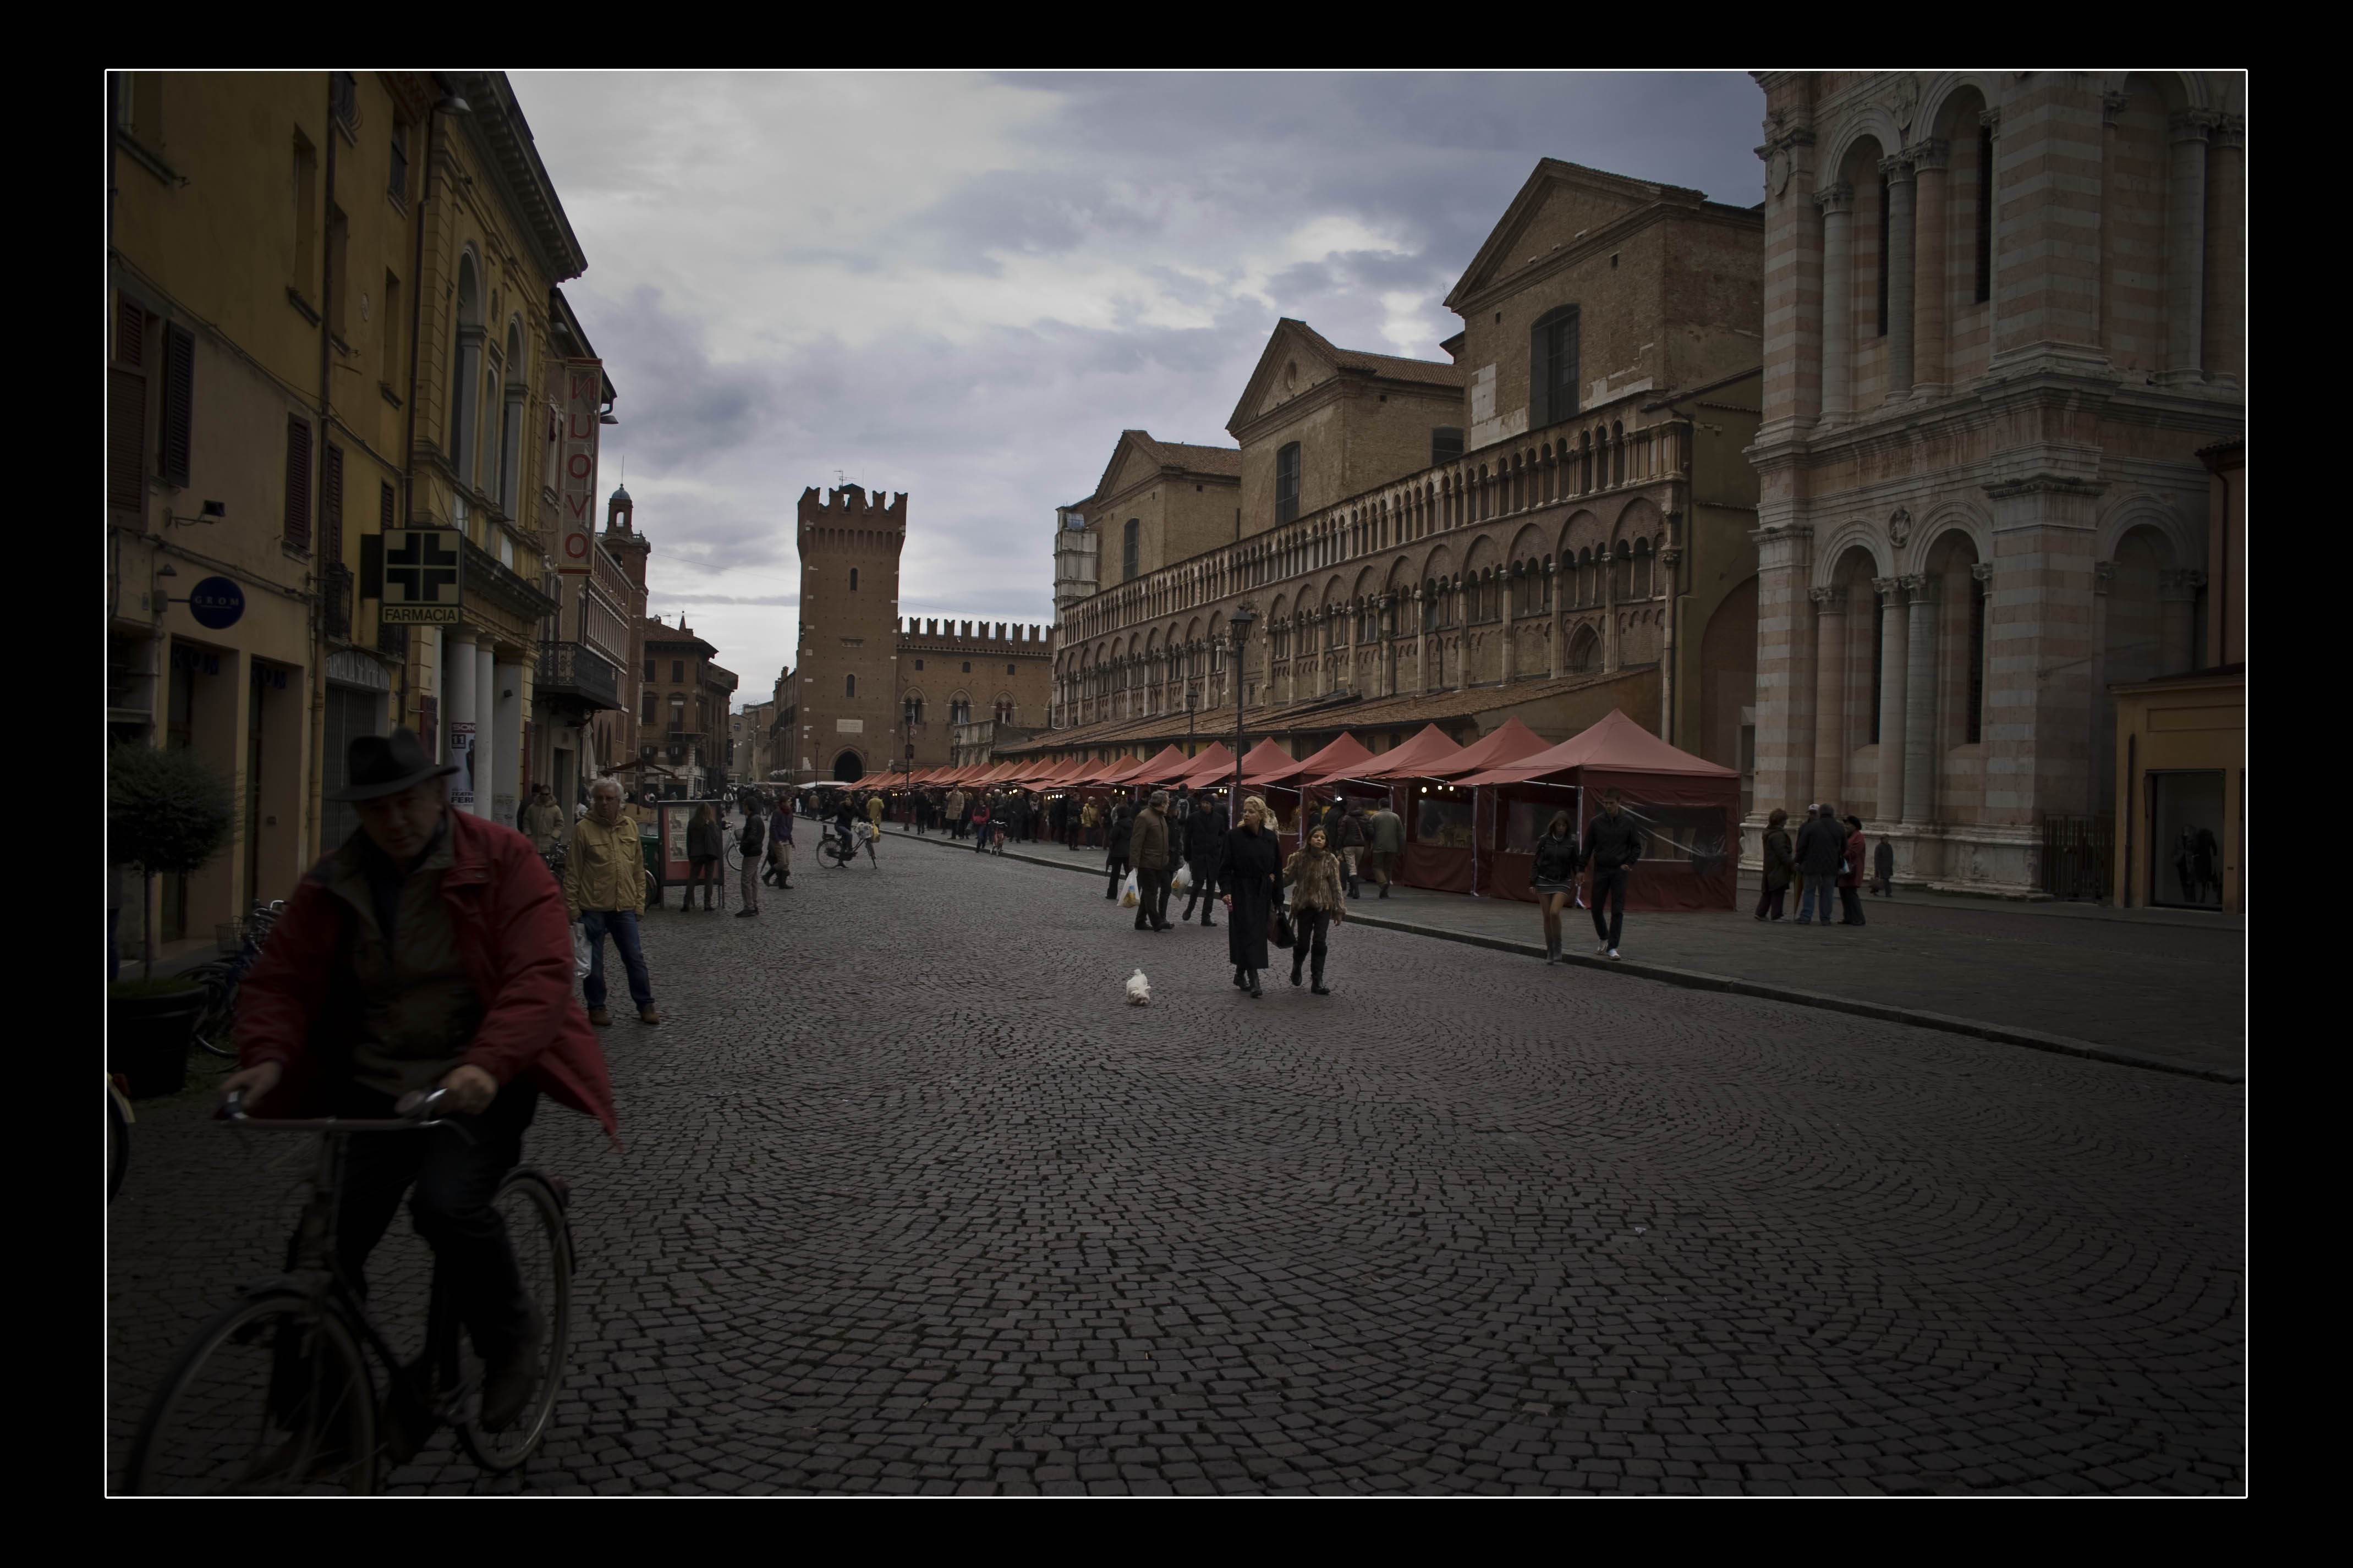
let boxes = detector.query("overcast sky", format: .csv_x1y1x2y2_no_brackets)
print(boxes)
509,71,1767,708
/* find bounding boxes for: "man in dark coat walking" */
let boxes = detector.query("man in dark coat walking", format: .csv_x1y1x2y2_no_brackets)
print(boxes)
1581,788,1644,959
1131,791,1175,931
1181,790,1227,926
1793,804,1844,925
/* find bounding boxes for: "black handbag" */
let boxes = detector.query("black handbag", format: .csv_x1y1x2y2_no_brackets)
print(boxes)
1269,902,1295,950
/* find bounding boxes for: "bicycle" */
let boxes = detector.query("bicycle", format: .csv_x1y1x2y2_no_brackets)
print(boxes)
125,1087,574,1494
187,901,286,1060
818,820,874,870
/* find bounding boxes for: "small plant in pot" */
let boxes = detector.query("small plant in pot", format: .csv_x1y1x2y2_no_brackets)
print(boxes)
108,743,234,1098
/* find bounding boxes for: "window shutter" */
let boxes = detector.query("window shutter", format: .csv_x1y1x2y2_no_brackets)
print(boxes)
160,323,195,487
283,415,312,548
359,532,383,597
322,443,345,563
117,298,145,367
109,368,147,513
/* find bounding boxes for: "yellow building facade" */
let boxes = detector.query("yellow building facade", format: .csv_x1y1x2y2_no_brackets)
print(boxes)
108,71,606,969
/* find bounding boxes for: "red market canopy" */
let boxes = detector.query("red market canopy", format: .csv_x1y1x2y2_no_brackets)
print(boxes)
1454,708,1739,787
1020,757,1081,786
1236,736,1306,787
1321,722,1464,784
1172,742,1239,790
1423,717,1552,780
1282,731,1375,791
1061,753,1134,786
1100,743,1194,787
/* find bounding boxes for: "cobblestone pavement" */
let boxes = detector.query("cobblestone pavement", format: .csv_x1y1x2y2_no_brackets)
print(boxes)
108,838,2245,1494
911,829,2244,1075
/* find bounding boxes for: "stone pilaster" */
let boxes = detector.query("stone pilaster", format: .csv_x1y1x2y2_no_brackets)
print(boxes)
1901,573,1939,826
2158,567,2205,674
1809,585,1846,807
1817,183,1856,422
2202,115,2245,385
1872,576,1908,823
2164,110,2219,382
1882,153,1918,400
1908,138,1949,394
1748,524,1813,826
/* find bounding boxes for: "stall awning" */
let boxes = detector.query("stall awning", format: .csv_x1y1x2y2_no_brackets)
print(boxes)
1423,717,1552,779
1100,743,1194,787
1327,722,1466,784
1235,736,1304,787
1455,708,1739,786
1281,732,1374,791
1172,742,1239,790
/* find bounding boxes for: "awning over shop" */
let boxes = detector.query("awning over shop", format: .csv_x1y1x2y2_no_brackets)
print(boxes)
1329,723,1465,784
1282,732,1375,791
1235,736,1304,786
1454,708,1738,787
1172,742,1239,790
1100,743,1194,788
1422,717,1551,779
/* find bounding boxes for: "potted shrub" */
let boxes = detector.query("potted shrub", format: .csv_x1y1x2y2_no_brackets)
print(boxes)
107,743,233,1098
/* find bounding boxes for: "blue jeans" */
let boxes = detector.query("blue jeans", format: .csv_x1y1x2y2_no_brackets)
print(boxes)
1797,879,1839,923
580,909,654,1011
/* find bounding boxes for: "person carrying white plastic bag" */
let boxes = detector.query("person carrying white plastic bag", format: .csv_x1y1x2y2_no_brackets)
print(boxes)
1170,862,1192,894
1120,870,1141,907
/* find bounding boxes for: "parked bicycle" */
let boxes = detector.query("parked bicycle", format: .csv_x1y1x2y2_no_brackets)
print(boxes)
125,1087,574,1494
187,901,286,1060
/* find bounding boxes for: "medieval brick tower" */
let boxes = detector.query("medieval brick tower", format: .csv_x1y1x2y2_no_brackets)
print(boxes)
793,484,907,783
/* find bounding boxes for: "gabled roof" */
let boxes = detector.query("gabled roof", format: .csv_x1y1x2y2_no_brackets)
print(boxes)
1087,429,1242,513
1441,158,1709,311
1455,707,1738,786
1227,318,1462,436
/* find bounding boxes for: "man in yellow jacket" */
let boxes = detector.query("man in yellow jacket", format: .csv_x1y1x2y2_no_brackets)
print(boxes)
563,780,660,1027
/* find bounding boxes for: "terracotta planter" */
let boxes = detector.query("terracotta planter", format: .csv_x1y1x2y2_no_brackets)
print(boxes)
108,989,205,1099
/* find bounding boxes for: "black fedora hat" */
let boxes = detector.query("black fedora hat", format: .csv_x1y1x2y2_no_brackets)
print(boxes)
332,727,460,802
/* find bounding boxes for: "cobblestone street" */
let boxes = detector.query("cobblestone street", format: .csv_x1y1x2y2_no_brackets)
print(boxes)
108,840,2245,1495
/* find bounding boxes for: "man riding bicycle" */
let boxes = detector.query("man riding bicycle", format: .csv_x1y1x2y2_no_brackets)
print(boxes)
218,729,616,1435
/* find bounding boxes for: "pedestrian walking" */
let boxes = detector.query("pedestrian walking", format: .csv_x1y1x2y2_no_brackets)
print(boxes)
1756,808,1794,921
1105,802,1134,899
1365,799,1404,898
519,782,567,857
734,803,765,917
685,802,725,912
566,779,661,1025
1219,795,1281,998
1532,810,1582,962
1132,790,1175,932
1872,834,1894,898
1839,816,1868,926
1337,802,1367,898
1582,789,1643,960
1281,824,1347,994
865,790,886,846
1080,797,1099,851
764,797,794,887
1181,790,1228,927
969,797,992,854
946,786,968,840
1792,804,1842,926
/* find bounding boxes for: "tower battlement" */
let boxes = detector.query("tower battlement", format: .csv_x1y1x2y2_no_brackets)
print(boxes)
897,618,1055,654
797,483,907,525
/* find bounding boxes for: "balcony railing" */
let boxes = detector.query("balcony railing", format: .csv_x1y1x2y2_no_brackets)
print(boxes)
536,640,619,711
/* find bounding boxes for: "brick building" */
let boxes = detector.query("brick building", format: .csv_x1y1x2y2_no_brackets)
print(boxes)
1745,71,2244,894
788,483,1054,784
638,617,736,796
1038,159,1766,780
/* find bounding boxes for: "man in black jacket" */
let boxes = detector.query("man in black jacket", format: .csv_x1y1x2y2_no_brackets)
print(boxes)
1582,789,1644,959
1181,792,1228,926
1792,803,1844,926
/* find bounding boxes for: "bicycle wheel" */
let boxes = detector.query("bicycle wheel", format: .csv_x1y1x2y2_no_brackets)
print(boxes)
724,841,745,874
188,978,239,1059
128,1289,376,1495
454,1169,573,1473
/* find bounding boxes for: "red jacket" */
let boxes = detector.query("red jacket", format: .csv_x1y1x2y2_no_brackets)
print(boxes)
238,810,618,1141
1837,829,1867,889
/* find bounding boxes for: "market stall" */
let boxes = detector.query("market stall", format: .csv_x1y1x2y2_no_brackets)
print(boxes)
1456,708,1740,911
1384,718,1551,893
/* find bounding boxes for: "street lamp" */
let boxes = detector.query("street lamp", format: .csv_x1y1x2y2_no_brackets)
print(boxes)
1226,604,1254,808
1184,685,1197,747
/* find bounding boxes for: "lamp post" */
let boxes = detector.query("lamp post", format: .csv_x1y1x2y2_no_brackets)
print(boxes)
1184,686,1197,747
1227,604,1254,808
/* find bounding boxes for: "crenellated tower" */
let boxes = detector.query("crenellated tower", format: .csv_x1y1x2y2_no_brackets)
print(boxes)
793,484,907,783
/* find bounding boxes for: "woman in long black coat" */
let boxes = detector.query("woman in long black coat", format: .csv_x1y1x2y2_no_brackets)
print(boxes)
1105,804,1135,899
1219,795,1282,998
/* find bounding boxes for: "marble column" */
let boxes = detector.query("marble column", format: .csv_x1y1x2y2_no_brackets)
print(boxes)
1900,575,1938,826
2203,115,2245,384
492,656,524,826
471,642,497,821
2165,111,2216,379
1546,563,1564,679
1873,577,1908,824
1909,139,1949,393
443,630,478,814
1818,184,1855,422
2159,568,2205,674
1882,154,1917,401
1415,595,1429,694
1809,586,1847,807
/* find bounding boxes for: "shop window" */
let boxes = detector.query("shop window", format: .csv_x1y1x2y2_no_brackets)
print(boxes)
2149,772,2226,908
1414,790,1474,848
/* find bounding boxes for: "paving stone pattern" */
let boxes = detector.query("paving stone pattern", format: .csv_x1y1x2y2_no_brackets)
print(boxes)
108,839,2245,1494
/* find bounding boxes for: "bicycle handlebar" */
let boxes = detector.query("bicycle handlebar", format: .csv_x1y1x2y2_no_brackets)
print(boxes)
218,1085,452,1132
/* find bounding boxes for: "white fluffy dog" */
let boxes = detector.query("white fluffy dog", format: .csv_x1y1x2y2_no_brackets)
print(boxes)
1125,969,1151,1006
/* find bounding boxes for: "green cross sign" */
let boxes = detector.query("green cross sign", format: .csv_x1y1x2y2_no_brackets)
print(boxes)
382,529,462,624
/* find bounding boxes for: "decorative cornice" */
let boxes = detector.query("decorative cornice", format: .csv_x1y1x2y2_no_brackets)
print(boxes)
1814,181,1856,216
1809,585,1847,612
1907,137,1950,173
1981,474,2110,500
